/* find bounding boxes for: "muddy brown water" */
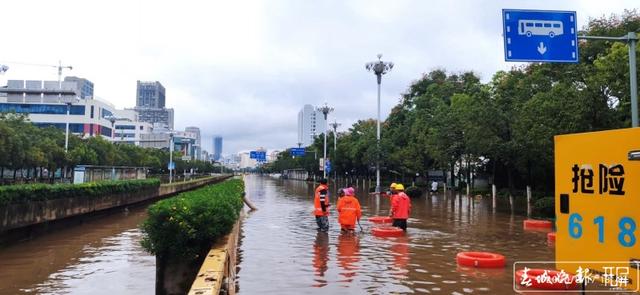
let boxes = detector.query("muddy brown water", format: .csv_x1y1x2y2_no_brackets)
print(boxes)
237,175,558,294
0,175,563,294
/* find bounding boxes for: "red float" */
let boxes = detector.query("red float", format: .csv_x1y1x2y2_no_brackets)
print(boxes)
369,216,393,224
547,232,556,243
456,252,505,268
524,219,553,229
515,269,578,290
371,226,404,237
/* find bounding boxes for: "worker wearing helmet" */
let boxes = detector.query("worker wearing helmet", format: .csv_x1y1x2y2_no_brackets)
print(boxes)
337,187,362,233
314,179,331,232
384,183,397,198
389,183,411,231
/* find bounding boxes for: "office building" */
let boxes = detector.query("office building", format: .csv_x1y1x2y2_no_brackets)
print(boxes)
139,130,198,160
0,78,152,144
185,126,202,160
297,104,326,147
132,80,174,129
136,81,165,108
213,136,223,161
64,76,94,99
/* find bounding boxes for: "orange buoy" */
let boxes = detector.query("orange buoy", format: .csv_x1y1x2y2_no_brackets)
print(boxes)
456,252,505,268
515,269,578,290
524,219,553,229
547,232,556,243
369,216,393,224
372,226,404,237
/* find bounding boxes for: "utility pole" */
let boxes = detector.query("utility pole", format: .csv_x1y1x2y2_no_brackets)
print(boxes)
329,121,341,183
366,54,394,193
316,103,333,179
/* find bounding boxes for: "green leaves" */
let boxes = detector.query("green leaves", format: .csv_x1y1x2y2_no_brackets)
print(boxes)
0,178,160,206
140,179,244,261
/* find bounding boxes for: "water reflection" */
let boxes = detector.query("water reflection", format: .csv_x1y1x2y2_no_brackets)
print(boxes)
312,232,329,287
0,206,154,295
336,233,359,284
238,175,556,294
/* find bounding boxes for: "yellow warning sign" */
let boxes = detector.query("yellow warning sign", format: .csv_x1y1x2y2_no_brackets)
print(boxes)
555,128,640,291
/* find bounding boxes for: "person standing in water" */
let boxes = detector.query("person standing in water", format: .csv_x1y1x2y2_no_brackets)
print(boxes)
313,179,330,232
337,187,362,233
389,184,411,231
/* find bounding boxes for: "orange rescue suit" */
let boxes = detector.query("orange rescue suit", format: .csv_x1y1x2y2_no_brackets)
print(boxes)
391,192,411,219
337,195,362,228
314,184,330,217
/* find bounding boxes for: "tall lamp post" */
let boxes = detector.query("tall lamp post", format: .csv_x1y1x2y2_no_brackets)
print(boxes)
169,132,175,184
329,120,341,182
317,103,333,179
366,54,394,193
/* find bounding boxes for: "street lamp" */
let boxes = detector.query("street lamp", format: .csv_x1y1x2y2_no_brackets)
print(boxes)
366,54,394,193
61,96,80,152
329,120,341,182
106,115,130,142
316,103,333,179
169,132,175,184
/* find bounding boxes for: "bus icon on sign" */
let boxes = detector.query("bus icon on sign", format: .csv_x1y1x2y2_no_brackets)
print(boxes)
518,20,563,38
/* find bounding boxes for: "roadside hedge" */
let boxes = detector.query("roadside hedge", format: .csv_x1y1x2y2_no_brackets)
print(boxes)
140,179,244,260
0,178,160,206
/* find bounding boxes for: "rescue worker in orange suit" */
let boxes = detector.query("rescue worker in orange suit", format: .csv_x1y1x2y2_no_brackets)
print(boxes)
314,179,330,232
337,187,361,233
389,183,411,231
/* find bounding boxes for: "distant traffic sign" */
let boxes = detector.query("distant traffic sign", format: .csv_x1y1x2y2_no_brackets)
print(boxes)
168,161,175,170
250,151,267,162
325,159,332,174
503,9,578,63
290,147,306,157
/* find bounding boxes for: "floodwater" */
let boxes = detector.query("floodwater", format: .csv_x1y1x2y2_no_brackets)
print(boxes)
238,175,558,294
0,175,570,294
0,207,154,295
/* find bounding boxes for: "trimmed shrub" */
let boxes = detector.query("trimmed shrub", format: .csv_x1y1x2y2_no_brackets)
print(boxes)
405,186,423,198
0,178,160,206
140,179,244,261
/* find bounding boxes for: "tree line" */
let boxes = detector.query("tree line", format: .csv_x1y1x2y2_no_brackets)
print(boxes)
0,113,226,183
264,10,640,194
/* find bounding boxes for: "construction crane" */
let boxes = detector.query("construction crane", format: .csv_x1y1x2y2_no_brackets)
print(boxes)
0,60,72,83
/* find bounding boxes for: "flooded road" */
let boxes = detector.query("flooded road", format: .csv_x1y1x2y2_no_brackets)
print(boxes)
0,174,557,294
0,207,154,295
238,175,555,294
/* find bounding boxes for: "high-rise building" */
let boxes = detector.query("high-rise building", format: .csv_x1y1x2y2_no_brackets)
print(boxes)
0,78,152,145
185,126,202,160
297,104,326,147
131,80,174,129
64,76,94,99
136,81,165,108
213,136,223,161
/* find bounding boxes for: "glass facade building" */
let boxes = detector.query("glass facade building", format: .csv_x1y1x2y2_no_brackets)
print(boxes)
0,103,85,115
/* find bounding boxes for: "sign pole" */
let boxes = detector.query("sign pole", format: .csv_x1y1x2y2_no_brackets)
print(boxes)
578,32,639,127
628,32,638,127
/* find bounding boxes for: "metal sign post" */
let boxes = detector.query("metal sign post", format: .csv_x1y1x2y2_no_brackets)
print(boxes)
578,33,638,127
503,9,639,127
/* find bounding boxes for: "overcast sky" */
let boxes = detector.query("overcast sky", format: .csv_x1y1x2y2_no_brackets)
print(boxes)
1,0,636,155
